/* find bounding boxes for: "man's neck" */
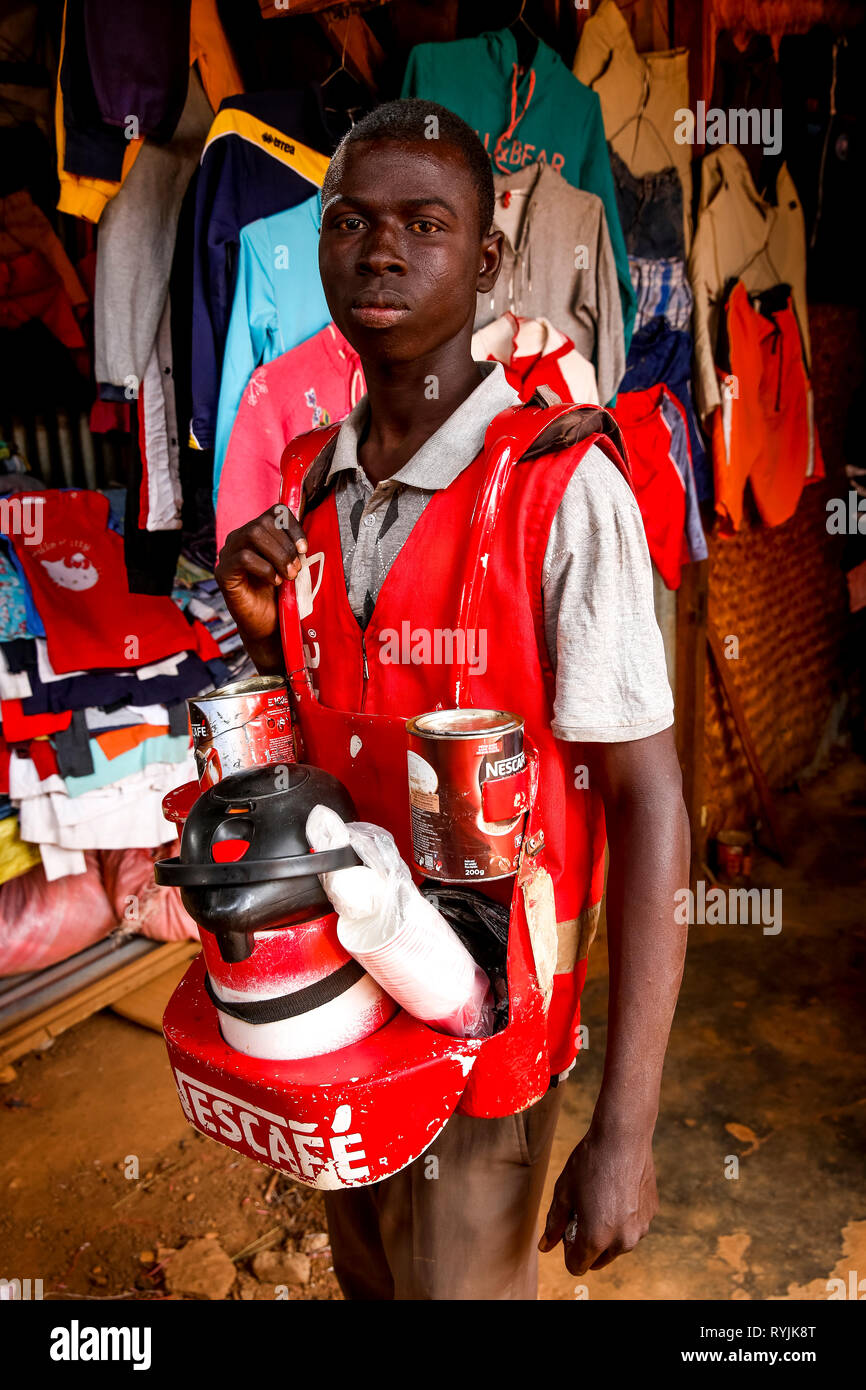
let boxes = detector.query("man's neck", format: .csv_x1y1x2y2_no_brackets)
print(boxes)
357,350,484,484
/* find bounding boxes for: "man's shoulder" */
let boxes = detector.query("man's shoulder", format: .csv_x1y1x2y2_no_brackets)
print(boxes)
516,402,628,478
553,442,639,519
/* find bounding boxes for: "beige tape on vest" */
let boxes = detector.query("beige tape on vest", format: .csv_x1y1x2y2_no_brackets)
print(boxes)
555,901,602,975
522,866,558,1012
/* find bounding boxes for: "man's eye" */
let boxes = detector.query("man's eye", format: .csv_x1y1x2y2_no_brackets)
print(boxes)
408,219,440,234
334,216,365,231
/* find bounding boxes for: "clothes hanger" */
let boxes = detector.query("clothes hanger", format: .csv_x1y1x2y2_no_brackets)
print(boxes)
508,0,539,72
321,16,352,88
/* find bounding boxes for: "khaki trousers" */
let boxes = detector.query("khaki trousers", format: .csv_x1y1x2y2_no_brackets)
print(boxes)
323,1083,565,1301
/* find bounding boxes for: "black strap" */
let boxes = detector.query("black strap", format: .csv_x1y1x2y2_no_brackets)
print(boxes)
153,844,360,887
204,957,366,1024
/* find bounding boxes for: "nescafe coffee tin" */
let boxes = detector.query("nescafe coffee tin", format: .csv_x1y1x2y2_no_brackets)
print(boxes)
189,676,295,788
405,709,528,882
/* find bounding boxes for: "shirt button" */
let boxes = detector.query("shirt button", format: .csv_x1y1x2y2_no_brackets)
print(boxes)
363,515,375,527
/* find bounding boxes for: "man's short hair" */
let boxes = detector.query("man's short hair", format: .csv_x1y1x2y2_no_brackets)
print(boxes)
322,98,495,236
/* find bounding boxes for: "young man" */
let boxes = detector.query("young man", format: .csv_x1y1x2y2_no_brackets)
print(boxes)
216,100,689,1301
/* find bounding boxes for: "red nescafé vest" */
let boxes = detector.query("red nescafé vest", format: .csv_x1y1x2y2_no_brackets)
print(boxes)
278,400,633,1111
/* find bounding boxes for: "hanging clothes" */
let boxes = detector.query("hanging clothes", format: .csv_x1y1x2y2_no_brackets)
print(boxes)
212,193,330,506
573,0,692,252
216,322,363,552
56,0,140,188
689,144,810,422
190,86,338,454
93,69,213,393
83,0,192,143
471,314,599,407
475,162,625,405
710,29,785,195
712,279,822,533
0,248,87,370
134,298,182,533
401,28,635,349
608,147,685,260
0,190,89,312
55,0,242,222
622,317,712,504
629,256,693,334
613,384,707,590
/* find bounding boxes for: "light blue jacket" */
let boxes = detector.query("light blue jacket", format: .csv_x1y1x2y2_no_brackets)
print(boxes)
213,192,330,508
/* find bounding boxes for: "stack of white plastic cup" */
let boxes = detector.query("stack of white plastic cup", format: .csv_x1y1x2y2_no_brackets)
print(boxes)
338,880,488,1036
307,805,493,1038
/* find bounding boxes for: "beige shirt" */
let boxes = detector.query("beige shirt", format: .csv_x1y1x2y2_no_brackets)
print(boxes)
689,144,810,421
474,162,626,406
573,0,692,251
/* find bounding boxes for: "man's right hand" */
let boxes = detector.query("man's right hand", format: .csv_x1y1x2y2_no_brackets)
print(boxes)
215,505,308,675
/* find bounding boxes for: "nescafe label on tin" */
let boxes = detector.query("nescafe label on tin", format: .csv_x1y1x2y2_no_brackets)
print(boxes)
482,750,526,781
406,712,526,881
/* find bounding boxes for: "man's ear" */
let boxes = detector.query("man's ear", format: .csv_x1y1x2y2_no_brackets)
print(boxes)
477,228,505,295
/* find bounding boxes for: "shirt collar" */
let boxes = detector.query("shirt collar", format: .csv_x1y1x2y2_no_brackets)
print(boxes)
325,360,520,492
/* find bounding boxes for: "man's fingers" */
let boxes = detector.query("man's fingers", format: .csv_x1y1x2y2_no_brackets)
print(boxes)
590,1226,645,1270
588,1244,622,1272
219,508,307,582
566,1226,645,1275
562,1219,604,1277
538,1179,572,1253
243,518,300,578
272,503,307,554
561,1228,603,1278
223,549,282,587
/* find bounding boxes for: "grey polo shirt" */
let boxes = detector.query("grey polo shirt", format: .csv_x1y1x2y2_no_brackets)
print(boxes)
322,362,673,743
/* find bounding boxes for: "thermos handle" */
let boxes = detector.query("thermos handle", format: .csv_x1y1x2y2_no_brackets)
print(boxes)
153,844,360,887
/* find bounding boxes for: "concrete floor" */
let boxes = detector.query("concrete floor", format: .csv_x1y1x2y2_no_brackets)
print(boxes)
538,757,866,1300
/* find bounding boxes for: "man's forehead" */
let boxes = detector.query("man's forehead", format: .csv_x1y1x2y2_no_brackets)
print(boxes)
329,138,474,203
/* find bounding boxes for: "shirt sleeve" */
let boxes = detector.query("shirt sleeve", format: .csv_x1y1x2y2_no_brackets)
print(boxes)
212,224,274,507
577,94,637,356
577,198,624,405
542,444,674,742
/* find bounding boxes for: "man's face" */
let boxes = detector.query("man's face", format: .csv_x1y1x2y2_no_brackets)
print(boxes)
319,137,502,364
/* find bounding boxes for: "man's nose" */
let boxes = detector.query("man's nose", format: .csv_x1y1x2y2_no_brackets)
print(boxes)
357,229,407,277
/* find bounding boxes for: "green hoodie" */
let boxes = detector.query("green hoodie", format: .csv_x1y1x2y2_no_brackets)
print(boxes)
401,28,636,352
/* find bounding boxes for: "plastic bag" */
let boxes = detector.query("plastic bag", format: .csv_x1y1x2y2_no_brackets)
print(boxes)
99,844,199,943
0,851,117,975
306,805,494,1039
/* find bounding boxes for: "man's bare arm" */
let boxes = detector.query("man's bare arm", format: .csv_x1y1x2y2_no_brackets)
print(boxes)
540,726,690,1274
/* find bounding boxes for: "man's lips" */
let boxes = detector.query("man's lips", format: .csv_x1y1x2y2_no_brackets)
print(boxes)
349,292,410,327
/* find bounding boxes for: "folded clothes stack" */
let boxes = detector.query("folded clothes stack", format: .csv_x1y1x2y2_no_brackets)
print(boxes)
171,552,256,689
0,485,241,972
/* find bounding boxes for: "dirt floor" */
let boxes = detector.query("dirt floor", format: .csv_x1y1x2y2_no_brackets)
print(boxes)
1,758,864,1302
